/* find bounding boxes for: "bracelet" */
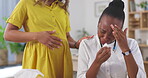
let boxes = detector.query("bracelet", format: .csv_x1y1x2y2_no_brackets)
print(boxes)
74,42,78,49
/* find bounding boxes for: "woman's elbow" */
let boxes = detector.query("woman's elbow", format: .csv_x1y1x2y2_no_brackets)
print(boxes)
3,31,11,41
4,23,18,41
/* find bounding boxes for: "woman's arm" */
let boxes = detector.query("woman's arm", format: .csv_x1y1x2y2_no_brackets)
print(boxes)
4,23,62,49
66,32,94,49
111,25,138,78
123,53,138,78
86,47,111,78
77,39,111,78
125,40,146,78
4,23,37,42
66,32,78,48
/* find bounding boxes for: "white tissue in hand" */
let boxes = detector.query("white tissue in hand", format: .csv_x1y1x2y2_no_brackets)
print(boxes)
103,43,109,47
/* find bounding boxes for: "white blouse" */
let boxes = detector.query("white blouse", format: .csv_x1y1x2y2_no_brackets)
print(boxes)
77,35,146,78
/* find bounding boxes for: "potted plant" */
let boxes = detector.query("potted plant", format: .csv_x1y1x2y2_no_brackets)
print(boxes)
137,1,148,10
0,25,8,66
0,17,25,64
9,42,25,64
77,28,90,39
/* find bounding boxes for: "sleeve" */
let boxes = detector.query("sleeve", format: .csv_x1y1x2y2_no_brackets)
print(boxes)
6,0,27,29
127,39,147,78
77,40,89,78
65,12,71,32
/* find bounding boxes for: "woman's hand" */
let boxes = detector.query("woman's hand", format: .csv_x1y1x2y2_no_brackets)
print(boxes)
110,24,130,52
4,23,62,50
75,35,94,49
94,47,111,64
36,30,62,50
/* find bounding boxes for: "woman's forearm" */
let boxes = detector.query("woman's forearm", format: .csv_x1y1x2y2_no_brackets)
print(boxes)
86,61,101,78
4,23,37,42
4,30,37,42
124,53,138,78
66,32,78,48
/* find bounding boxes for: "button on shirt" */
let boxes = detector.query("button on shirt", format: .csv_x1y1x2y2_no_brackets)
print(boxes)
77,35,146,78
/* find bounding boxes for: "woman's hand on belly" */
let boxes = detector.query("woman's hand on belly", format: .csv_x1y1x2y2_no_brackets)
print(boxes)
36,30,62,50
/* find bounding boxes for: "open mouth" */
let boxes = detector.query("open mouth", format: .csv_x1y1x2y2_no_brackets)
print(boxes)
100,39,108,44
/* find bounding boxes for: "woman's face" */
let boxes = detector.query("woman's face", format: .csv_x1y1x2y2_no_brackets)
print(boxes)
98,15,123,44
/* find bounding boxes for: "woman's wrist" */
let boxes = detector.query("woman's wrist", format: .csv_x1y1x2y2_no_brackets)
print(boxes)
94,59,102,67
74,41,78,49
33,32,39,41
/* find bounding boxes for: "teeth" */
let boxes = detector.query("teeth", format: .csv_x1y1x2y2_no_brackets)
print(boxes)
103,43,109,47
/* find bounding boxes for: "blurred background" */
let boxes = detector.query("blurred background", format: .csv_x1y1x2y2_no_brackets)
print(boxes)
0,0,148,78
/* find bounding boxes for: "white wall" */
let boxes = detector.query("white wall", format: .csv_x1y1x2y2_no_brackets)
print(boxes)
69,0,87,41
0,0,19,27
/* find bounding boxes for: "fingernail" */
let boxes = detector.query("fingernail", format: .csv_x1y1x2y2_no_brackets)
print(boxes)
91,35,94,38
53,30,56,32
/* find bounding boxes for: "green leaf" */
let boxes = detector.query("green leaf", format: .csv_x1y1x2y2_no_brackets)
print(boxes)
9,42,24,54
0,25,6,49
2,17,8,21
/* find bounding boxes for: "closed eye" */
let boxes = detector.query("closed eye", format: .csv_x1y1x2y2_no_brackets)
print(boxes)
100,29,106,34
